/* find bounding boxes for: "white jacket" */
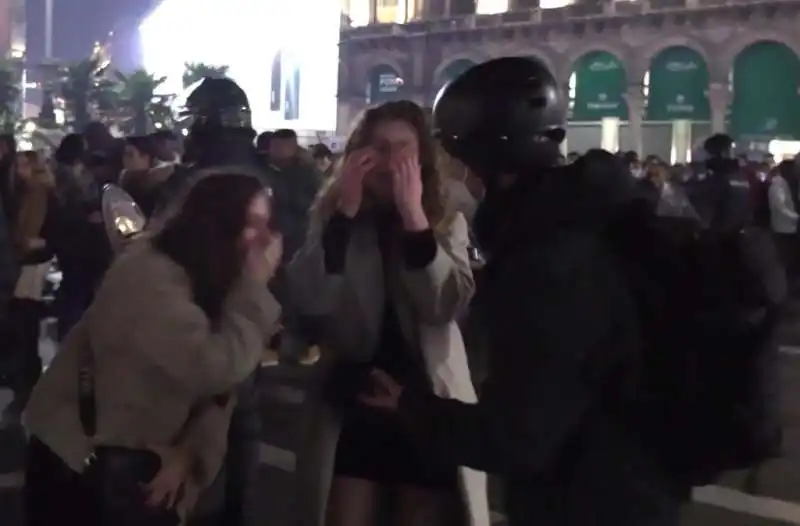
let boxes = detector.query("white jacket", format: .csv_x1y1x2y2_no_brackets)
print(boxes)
769,175,799,234
14,263,51,300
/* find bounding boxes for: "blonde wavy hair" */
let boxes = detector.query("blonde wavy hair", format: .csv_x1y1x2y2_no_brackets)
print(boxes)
310,100,445,227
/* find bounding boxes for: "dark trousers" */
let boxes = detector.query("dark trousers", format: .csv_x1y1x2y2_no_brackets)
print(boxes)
6,298,43,413
217,374,262,526
187,406,261,526
54,282,94,342
774,233,799,290
24,437,99,526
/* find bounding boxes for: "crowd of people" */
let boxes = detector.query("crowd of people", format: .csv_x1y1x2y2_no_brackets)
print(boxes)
618,145,800,289
0,60,790,526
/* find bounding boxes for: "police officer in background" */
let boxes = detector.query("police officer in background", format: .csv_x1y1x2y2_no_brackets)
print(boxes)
360,57,684,526
153,77,267,217
154,77,266,526
687,133,753,231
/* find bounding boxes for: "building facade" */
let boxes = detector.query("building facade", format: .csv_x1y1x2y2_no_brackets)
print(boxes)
338,0,800,161
0,0,27,117
0,0,25,59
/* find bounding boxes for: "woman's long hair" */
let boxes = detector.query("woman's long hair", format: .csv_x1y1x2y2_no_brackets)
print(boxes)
54,133,85,166
152,173,266,323
311,100,444,226
12,151,54,258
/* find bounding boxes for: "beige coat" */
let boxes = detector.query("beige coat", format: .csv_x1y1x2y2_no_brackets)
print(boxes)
289,211,490,526
25,240,281,515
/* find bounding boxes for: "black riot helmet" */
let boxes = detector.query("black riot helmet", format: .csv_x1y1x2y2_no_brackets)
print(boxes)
433,56,565,178
703,133,734,160
173,77,253,135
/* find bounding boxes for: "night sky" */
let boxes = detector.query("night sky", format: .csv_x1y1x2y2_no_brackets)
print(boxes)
25,0,159,71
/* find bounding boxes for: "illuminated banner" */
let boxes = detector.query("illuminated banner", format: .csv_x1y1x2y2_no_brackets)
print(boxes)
139,0,340,132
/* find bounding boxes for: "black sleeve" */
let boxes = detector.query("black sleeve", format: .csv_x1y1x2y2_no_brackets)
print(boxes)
322,213,354,274
402,229,437,270
397,240,621,475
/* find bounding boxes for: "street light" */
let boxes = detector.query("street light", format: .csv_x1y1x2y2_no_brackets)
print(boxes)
45,0,53,59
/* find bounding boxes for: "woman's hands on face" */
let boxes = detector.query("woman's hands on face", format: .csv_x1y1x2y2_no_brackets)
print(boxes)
390,150,428,231
244,233,283,283
337,148,377,218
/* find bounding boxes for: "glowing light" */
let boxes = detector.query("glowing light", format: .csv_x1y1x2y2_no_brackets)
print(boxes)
139,0,339,132
477,0,508,14
540,0,574,8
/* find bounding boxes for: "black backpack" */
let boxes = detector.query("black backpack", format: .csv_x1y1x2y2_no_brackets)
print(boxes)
606,201,786,487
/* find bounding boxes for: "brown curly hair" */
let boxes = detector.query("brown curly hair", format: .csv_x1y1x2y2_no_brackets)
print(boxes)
311,100,444,226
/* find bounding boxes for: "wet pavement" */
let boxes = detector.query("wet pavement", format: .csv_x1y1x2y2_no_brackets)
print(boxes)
2,310,800,526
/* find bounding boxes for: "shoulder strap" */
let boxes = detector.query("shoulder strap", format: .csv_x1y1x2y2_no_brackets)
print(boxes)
78,340,97,438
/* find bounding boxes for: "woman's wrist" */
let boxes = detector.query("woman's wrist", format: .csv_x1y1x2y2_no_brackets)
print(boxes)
400,207,429,232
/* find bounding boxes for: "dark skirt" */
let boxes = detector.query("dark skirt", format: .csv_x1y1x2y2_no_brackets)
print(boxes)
24,437,99,526
333,405,458,489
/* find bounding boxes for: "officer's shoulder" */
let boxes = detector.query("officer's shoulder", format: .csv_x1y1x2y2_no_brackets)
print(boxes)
148,163,176,181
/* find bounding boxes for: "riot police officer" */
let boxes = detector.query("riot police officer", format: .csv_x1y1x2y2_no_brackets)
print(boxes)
689,132,753,230
153,77,266,218
362,57,683,526
162,77,265,526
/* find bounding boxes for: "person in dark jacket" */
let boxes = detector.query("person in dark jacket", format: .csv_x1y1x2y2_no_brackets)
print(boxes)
0,133,17,222
119,135,171,218
361,57,684,526
0,196,18,324
47,133,113,341
5,151,55,420
152,77,269,526
263,129,321,263
687,133,752,231
255,129,322,363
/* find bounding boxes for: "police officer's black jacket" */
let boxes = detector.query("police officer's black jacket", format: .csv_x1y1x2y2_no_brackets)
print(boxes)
150,136,269,220
260,157,321,265
397,153,683,525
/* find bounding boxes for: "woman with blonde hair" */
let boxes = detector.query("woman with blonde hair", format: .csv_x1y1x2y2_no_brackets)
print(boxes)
5,150,55,420
290,100,488,526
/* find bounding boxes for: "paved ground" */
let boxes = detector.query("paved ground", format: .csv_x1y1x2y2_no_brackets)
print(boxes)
2,310,800,526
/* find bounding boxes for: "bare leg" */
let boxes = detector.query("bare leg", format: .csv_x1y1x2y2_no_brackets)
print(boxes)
394,486,458,526
325,476,380,526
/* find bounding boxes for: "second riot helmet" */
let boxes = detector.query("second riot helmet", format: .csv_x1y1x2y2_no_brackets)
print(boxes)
432,56,565,177
703,133,735,160
173,77,253,132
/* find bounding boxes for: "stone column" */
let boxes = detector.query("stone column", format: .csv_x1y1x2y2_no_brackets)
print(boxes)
708,81,730,135
601,118,621,152
337,95,368,136
410,0,422,19
623,86,645,156
671,119,692,164
369,0,377,23
560,85,570,155
408,37,428,106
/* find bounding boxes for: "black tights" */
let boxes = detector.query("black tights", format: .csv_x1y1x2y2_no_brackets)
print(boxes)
6,298,43,413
